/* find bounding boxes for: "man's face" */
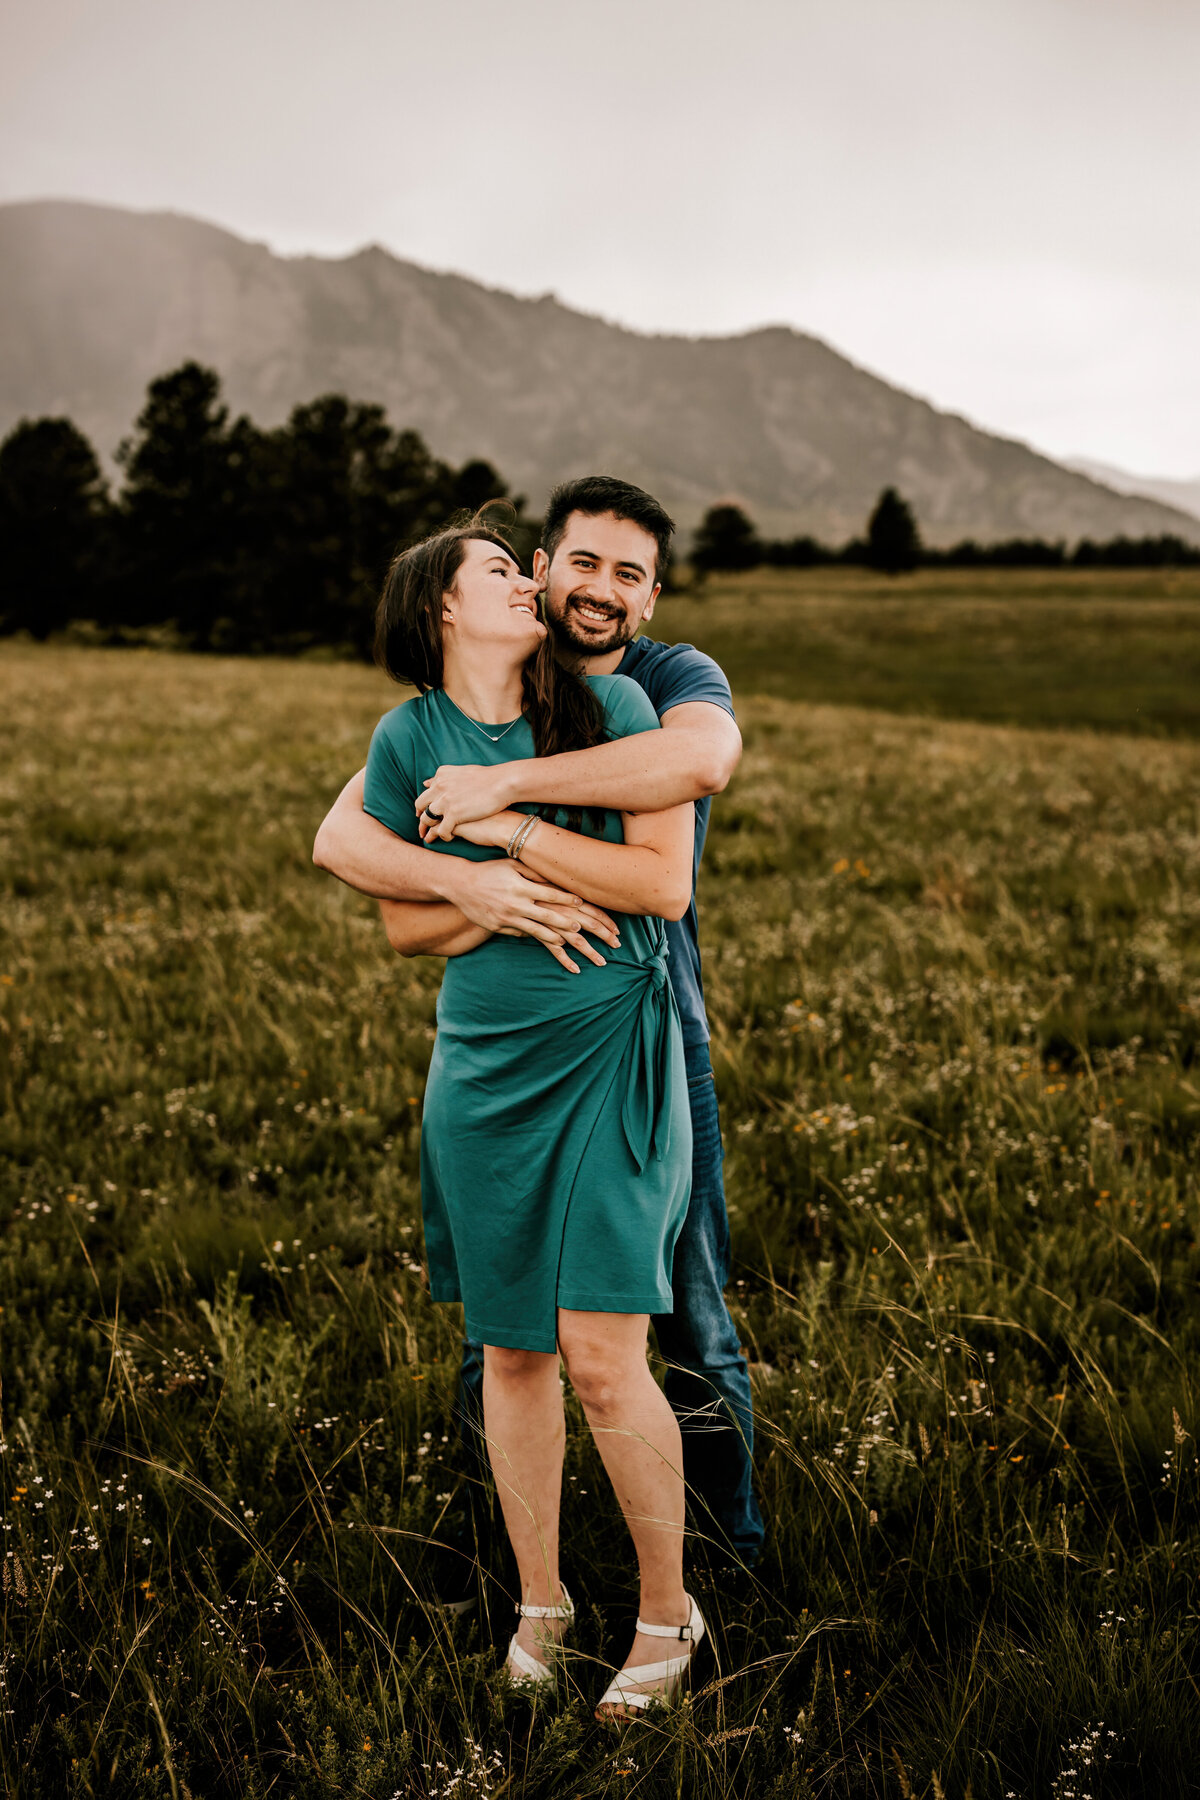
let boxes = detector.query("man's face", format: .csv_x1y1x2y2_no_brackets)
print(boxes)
533,510,660,660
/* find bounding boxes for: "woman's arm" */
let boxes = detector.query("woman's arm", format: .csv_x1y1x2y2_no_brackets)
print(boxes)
455,804,695,922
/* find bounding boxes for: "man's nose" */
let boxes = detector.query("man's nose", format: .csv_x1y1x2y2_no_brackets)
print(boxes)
583,569,619,604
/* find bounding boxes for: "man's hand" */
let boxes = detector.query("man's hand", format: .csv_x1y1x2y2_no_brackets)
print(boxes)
444,858,621,975
417,764,515,843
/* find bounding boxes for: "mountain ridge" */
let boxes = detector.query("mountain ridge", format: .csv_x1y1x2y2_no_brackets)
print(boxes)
1065,457,1200,524
2,197,1197,547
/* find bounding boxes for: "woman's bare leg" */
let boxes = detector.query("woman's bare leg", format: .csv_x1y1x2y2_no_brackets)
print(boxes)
481,1343,569,1664
556,1309,690,1698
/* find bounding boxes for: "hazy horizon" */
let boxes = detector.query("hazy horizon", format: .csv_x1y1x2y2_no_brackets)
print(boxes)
3,0,1197,478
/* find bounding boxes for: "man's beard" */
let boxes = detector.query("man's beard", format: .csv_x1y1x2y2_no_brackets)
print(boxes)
545,592,637,659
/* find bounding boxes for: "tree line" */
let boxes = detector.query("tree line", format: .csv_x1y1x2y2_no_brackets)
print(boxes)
692,490,1200,577
0,362,524,653
2,369,1197,653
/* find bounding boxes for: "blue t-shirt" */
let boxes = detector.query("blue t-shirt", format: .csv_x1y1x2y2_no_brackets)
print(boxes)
613,636,735,1050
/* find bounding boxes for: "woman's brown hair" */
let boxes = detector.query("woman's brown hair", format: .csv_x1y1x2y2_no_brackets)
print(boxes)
373,518,607,764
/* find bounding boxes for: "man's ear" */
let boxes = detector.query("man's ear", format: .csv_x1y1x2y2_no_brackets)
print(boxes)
641,585,661,623
532,546,549,585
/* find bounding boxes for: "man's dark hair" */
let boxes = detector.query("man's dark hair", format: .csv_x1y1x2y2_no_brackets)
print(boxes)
542,475,675,585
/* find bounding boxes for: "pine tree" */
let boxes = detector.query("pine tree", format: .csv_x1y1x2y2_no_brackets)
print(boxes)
692,503,762,575
258,399,462,653
117,362,258,641
0,418,110,637
866,488,922,574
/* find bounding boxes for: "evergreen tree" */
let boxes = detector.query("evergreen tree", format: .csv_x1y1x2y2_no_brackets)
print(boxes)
451,459,511,517
258,399,463,653
443,459,542,566
117,362,258,641
866,487,922,574
691,503,762,574
0,418,111,637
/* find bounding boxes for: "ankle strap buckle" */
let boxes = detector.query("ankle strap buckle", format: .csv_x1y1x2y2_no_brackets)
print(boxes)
516,1591,573,1621
634,1612,696,1641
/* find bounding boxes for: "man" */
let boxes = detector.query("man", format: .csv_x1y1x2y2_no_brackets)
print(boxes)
313,474,765,1577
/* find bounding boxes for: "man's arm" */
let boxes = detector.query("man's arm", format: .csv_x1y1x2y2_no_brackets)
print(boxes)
313,769,621,962
416,701,742,841
314,770,455,900
378,897,491,959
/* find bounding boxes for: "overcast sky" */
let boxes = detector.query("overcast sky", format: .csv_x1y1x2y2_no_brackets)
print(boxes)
3,0,1197,476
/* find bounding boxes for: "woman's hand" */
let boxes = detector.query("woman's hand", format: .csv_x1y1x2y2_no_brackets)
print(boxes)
419,809,623,972
500,894,622,973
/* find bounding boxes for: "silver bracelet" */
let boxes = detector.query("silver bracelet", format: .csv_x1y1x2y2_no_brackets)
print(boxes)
505,817,528,857
509,815,539,862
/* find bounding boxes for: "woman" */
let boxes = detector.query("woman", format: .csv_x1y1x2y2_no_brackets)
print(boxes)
361,519,706,1719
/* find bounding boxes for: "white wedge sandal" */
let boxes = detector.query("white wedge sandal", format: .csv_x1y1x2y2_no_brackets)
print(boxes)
503,1584,575,1693
595,1593,707,1721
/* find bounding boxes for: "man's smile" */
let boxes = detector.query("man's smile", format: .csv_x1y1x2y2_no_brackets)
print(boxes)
569,598,621,627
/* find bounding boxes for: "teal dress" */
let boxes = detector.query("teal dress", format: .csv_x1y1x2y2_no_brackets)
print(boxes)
363,675,692,1353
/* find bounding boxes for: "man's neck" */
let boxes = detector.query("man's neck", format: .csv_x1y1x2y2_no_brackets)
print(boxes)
552,641,634,678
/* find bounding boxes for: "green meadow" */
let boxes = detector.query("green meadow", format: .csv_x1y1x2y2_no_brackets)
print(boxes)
1,570,1198,1798
662,566,1200,737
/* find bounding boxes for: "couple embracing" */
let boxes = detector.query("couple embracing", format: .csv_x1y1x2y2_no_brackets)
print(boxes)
313,475,763,1721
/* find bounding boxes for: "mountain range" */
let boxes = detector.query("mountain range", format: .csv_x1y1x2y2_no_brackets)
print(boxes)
1065,457,1200,525
2,198,1196,547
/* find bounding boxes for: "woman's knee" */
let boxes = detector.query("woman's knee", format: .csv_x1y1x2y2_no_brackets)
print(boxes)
558,1321,646,1416
484,1343,555,1386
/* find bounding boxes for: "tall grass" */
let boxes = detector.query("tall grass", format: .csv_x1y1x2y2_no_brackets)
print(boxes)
1,601,1198,1797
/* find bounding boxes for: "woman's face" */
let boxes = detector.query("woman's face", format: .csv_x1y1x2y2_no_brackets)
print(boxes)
442,538,546,655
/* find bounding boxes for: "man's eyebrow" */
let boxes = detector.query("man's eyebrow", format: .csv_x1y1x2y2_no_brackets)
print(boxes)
569,546,650,579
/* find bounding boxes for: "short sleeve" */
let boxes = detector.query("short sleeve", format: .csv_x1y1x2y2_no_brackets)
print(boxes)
597,674,662,742
645,644,734,719
363,706,422,843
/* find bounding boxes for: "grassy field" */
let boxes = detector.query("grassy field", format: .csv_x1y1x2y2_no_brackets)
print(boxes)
657,567,1200,737
1,574,1199,1798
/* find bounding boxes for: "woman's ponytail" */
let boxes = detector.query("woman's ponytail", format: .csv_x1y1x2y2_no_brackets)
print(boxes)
520,633,606,760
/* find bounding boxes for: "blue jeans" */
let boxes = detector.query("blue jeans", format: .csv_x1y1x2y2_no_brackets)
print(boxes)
456,1041,764,1567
